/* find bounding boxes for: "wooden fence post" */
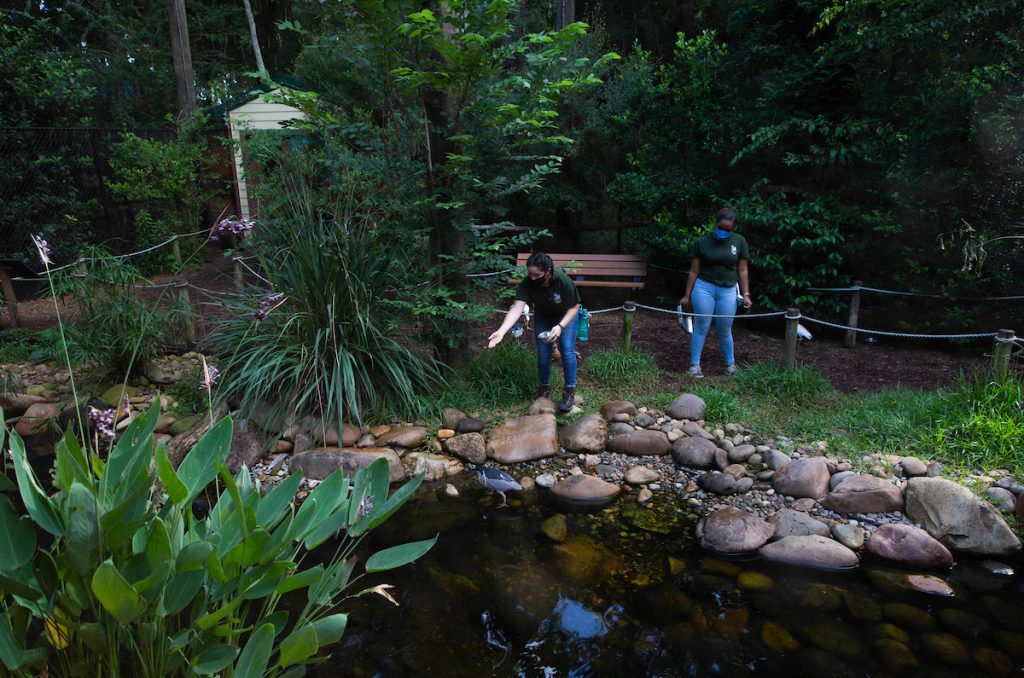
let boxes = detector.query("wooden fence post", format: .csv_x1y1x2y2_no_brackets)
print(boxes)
992,329,1016,379
783,307,800,370
844,280,862,348
621,301,636,351
171,239,197,344
0,268,20,328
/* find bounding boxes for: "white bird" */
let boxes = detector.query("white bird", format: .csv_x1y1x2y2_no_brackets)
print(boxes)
797,324,813,341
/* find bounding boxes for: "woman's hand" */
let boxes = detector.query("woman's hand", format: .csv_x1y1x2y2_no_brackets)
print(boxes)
546,325,562,343
742,294,753,310
679,296,690,307
487,331,504,348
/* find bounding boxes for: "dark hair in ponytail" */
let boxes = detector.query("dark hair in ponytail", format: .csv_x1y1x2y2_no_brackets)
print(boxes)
526,252,554,273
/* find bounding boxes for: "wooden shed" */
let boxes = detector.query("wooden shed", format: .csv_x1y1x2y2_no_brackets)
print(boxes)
226,87,306,219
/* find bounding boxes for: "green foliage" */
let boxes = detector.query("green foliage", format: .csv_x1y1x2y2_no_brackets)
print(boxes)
0,330,52,364
0,406,433,676
441,342,537,414
731,361,834,402
583,348,660,389
209,200,447,427
52,247,191,376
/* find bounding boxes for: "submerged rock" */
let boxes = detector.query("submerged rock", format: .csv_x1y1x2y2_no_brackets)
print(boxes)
868,569,955,597
761,621,799,652
922,632,971,666
865,523,954,570
873,638,919,672
882,602,936,631
540,514,568,542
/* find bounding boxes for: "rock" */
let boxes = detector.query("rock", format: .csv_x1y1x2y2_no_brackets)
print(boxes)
921,633,970,666
611,413,630,423
519,476,535,491
155,413,177,434
370,425,390,437
737,571,774,591
766,449,791,470
600,400,637,420
541,514,568,542
529,397,557,415
535,473,556,489
899,456,927,476
865,524,954,570
226,419,265,473
375,425,428,448
436,428,456,440
759,535,859,570
905,477,1022,557
0,393,46,417
735,478,754,493
728,444,756,463
671,436,719,468
665,394,705,421
1017,492,1024,525
868,570,955,597
552,536,621,586
821,474,904,514
625,465,661,485
445,483,459,497
444,432,487,465
843,592,881,621
986,487,1016,512
637,488,653,503
882,602,936,631
875,623,910,644
938,609,990,637
772,457,830,499
406,452,463,481
340,423,362,446
355,433,376,448
761,621,799,652
142,357,177,384
456,417,486,434
973,647,1015,674
830,470,855,489
713,608,749,639
14,402,60,437
290,447,406,483
558,414,607,454
769,508,831,540
873,639,919,672
634,412,655,428
487,414,558,463
99,384,137,407
442,407,467,430
607,430,670,456
608,422,635,436
698,507,774,554
697,472,737,495
831,523,866,550
550,474,620,504
681,421,714,440
789,497,817,512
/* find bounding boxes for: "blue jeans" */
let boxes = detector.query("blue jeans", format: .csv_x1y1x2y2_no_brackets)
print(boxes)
535,315,578,388
690,278,737,367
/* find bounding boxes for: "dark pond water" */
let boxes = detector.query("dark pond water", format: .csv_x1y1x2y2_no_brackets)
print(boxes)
317,477,1024,677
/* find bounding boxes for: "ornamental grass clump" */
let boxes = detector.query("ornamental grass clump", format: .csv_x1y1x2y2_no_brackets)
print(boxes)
209,203,446,427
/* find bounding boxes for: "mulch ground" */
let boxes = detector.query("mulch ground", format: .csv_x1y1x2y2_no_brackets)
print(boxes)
5,254,987,393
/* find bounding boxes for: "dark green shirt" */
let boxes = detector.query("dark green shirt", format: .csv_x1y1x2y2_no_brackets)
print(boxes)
515,268,582,321
688,233,750,288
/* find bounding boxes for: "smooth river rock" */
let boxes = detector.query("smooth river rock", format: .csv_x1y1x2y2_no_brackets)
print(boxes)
821,474,904,514
291,447,406,483
559,414,608,454
375,425,428,448
625,465,661,485
772,457,830,499
443,432,487,465
600,400,637,420
549,474,620,504
607,429,670,456
671,436,719,469
865,523,954,570
665,393,705,421
905,477,1022,557
759,535,859,570
698,507,774,554
487,414,558,463
769,508,831,540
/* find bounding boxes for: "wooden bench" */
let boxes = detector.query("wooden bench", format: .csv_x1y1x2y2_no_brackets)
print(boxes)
510,253,647,290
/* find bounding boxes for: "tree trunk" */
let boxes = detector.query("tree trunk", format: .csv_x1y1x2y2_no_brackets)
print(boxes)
242,0,268,77
167,0,197,122
554,0,575,30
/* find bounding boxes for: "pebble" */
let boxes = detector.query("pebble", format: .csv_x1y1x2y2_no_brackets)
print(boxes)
445,484,459,497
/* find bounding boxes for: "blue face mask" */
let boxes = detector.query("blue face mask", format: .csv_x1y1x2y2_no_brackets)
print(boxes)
713,228,731,240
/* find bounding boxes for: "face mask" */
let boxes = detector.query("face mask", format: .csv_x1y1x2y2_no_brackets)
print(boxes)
526,274,546,288
714,228,731,240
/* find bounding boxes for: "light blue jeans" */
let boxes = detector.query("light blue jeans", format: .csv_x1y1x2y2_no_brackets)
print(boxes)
535,315,578,388
690,278,736,367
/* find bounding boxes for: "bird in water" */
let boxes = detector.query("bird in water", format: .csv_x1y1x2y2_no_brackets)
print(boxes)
472,465,522,507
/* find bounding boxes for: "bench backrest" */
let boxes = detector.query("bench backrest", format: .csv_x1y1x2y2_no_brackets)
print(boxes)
512,253,647,289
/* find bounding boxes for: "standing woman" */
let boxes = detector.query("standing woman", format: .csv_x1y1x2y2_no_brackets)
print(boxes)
488,252,582,412
678,208,753,377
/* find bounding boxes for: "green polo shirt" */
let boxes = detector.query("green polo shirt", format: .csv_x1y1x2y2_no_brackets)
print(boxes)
688,233,750,288
515,268,581,321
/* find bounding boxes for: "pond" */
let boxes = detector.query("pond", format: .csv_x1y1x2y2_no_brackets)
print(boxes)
317,476,1024,677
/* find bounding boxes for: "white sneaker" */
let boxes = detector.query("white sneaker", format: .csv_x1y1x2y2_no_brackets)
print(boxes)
725,364,737,376
688,365,704,378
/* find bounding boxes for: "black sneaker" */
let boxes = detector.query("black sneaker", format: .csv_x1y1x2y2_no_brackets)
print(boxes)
558,387,575,413
536,384,551,400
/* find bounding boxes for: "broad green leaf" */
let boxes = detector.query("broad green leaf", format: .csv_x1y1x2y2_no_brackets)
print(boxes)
53,428,91,492
78,622,107,653
224,527,270,571
176,417,232,504
369,472,425,530
365,535,438,573
241,561,291,600
312,614,348,647
160,569,204,616
275,565,324,595
262,610,288,637
303,508,348,550
99,470,152,551
103,402,159,505
195,595,243,630
155,443,188,505
0,495,35,570
145,517,172,570
255,471,302,527
176,541,213,572
278,623,318,667
0,613,23,671
0,475,15,493
349,459,389,537
193,644,239,674
234,622,274,677
91,560,147,624
8,429,63,536
64,482,100,576
0,570,43,601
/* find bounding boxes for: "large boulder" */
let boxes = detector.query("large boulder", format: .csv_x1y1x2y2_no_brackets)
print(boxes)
606,430,670,456
226,419,265,473
769,508,831,540
404,452,464,482
375,425,428,448
772,457,830,499
487,414,558,464
905,477,1021,557
14,402,60,437
291,447,405,483
698,507,774,554
559,414,607,454
671,436,719,469
759,535,859,570
549,475,620,504
821,474,904,514
600,400,637,420
0,393,47,418
865,524,954,570
665,394,705,421
444,432,486,465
